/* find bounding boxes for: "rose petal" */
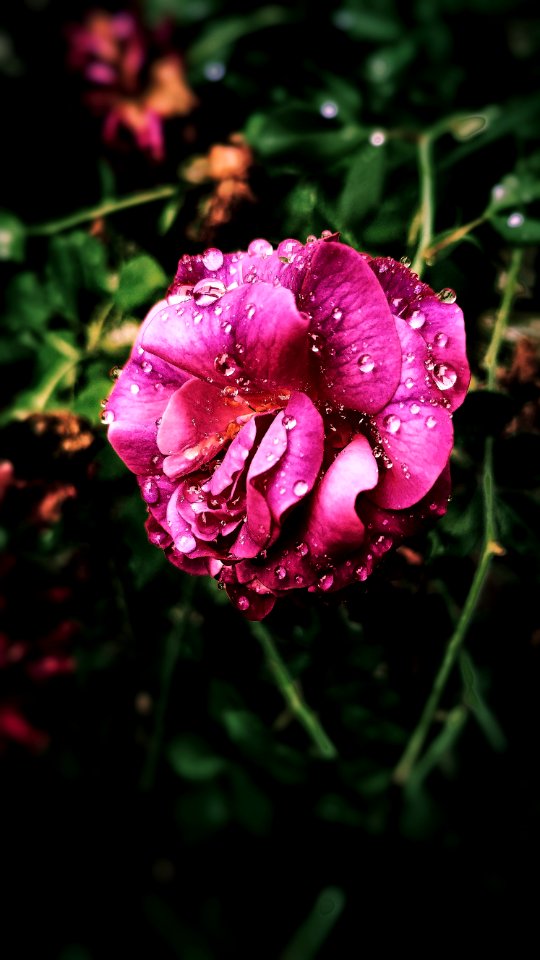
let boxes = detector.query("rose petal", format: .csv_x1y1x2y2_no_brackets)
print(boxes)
141,282,310,394
370,257,470,412
157,379,251,479
107,347,186,476
304,434,378,556
300,242,402,413
244,393,324,548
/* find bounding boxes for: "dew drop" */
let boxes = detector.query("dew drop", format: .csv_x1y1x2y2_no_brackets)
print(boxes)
404,377,415,389
383,414,401,434
408,310,425,330
142,478,160,504
130,383,140,394
214,353,236,376
237,595,250,611
432,363,457,390
110,366,122,380
277,239,303,262
100,409,114,424
320,100,338,119
141,360,153,373
293,480,309,497
410,403,420,415
437,288,457,305
295,575,304,585
332,307,343,320
175,533,197,554
193,278,226,306
400,255,412,267
275,566,287,580
355,565,368,581
295,542,309,557
246,303,256,320
434,332,449,348
369,129,386,147
248,238,273,257
507,212,524,229
283,415,297,430
426,415,437,429
202,247,224,271
321,229,333,239
318,571,334,591
358,354,375,373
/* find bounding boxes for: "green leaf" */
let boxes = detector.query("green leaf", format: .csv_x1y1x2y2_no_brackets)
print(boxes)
46,231,111,321
157,192,184,235
337,144,386,228
114,254,167,313
2,330,80,421
245,106,365,161
489,213,540,244
0,210,26,262
168,735,226,781
187,6,294,70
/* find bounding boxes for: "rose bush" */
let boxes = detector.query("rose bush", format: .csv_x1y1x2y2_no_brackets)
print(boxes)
105,235,470,619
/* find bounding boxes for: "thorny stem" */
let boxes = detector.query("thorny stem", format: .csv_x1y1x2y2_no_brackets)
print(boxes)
249,621,337,760
411,133,435,278
393,247,524,786
27,185,177,236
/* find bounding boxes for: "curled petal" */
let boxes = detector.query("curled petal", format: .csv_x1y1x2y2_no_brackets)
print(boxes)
157,378,250,479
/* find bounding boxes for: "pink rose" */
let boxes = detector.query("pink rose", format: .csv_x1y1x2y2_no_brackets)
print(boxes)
105,236,470,618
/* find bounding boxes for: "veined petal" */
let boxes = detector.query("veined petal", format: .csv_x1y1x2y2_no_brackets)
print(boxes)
300,242,402,413
141,282,310,394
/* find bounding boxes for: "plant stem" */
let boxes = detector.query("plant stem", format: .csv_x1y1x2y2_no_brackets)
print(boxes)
28,185,177,237
393,247,524,786
249,620,337,760
484,248,524,389
411,133,435,278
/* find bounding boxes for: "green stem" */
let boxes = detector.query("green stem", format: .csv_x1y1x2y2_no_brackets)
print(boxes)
249,621,337,760
140,581,195,790
393,248,524,786
411,133,435,278
484,248,524,389
27,185,177,237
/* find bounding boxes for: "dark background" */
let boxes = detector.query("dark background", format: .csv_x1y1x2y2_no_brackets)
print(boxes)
1,1,540,957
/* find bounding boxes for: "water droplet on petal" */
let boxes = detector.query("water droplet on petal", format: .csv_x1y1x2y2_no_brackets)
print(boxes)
248,238,273,257
432,363,457,390
193,278,226,306
141,360,153,373
332,307,343,320
100,409,114,424
283,415,297,430
237,595,250,611
383,414,401,434
358,354,375,373
142,478,160,504
408,310,425,330
437,288,457,305
426,415,437,429
410,403,420,415
110,366,122,380
276,239,303,262
355,565,368,581
275,566,287,580
318,571,334,591
175,533,197,554
404,377,415,389
130,383,140,394
202,247,224,271
434,332,449,348
246,303,256,320
400,256,412,267
295,542,309,557
214,353,236,376
293,480,309,497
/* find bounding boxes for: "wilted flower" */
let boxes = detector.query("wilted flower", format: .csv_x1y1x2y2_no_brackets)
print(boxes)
182,134,255,242
106,236,470,619
66,10,197,160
